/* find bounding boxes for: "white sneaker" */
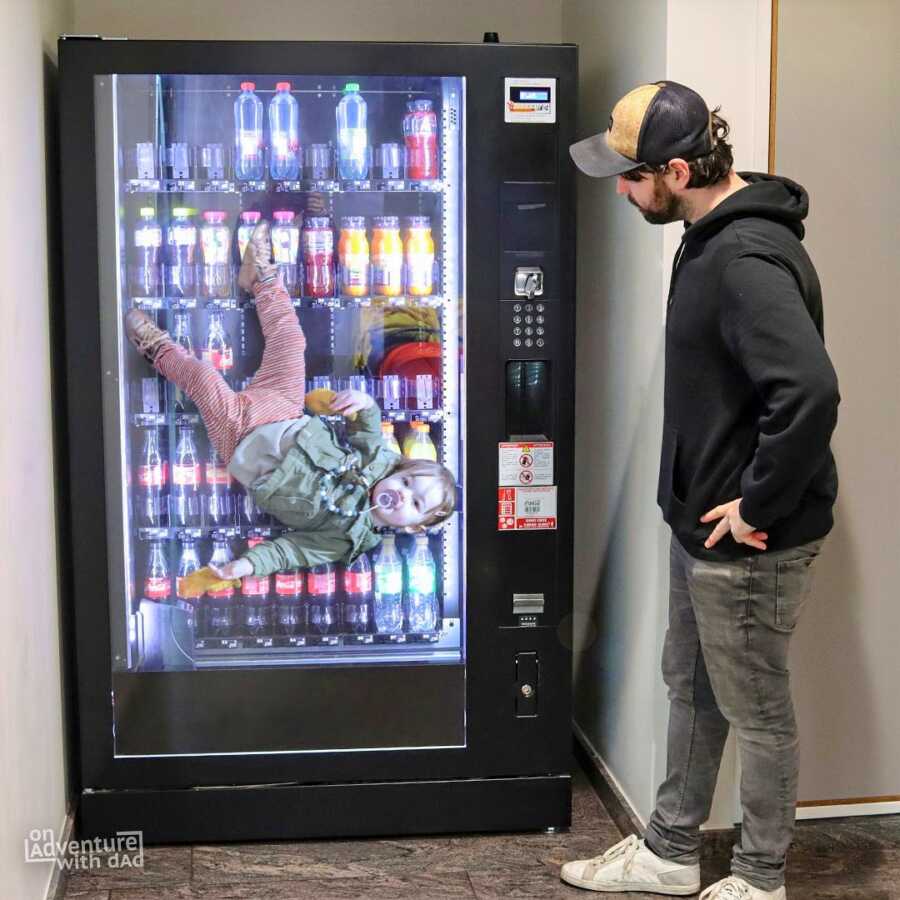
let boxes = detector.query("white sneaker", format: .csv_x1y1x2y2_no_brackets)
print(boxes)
560,834,701,894
700,875,786,899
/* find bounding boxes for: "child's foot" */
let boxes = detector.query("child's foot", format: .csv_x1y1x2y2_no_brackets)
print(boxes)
125,309,173,364
238,221,278,293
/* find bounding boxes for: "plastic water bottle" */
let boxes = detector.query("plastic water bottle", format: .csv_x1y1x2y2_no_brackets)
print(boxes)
234,82,264,182
271,210,301,297
336,83,368,180
130,207,162,298
405,534,439,633
268,82,300,180
373,534,404,634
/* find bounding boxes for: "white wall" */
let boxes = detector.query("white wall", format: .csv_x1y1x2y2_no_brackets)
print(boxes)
776,0,900,812
71,0,562,43
562,0,772,826
0,1,73,899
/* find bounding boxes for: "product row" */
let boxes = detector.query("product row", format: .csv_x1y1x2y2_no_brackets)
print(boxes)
134,420,440,530
129,208,438,300
126,83,440,186
142,533,442,644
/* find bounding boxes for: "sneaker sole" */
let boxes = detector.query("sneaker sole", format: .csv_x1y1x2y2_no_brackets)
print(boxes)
560,869,700,895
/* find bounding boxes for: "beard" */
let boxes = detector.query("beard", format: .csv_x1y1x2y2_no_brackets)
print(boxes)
628,177,687,225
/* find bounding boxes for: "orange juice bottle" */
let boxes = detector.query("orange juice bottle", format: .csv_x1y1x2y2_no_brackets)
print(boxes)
403,421,438,461
338,216,369,297
380,420,402,455
371,215,403,297
404,215,435,296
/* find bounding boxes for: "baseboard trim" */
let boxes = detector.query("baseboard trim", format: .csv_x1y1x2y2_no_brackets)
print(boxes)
46,807,76,900
796,799,900,820
573,721,646,835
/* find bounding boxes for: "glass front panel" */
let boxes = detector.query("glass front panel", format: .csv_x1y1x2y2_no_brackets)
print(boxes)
95,73,465,683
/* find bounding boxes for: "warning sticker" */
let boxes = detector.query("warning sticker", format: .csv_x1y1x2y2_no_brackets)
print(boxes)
498,486,557,531
498,441,554,486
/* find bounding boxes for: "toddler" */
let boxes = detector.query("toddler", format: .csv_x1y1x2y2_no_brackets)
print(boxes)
126,221,455,580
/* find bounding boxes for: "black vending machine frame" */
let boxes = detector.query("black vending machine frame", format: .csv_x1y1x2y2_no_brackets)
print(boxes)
58,38,577,843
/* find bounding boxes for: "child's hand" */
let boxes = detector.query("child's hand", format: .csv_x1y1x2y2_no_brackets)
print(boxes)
329,389,374,417
209,558,254,580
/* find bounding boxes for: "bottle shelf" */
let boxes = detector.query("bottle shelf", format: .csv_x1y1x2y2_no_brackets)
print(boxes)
191,626,445,653
125,179,444,195
132,408,448,431
131,294,447,311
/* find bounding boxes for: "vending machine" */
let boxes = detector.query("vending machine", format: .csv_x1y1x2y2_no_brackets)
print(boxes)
58,37,576,842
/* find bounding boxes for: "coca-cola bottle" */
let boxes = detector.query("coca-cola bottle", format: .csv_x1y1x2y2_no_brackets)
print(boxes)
176,538,202,632
307,562,337,635
143,540,172,603
204,539,239,639
135,427,167,527
237,486,270,527
342,553,373,634
241,537,273,640
275,568,305,637
202,311,234,388
170,311,197,413
205,447,234,527
171,426,201,527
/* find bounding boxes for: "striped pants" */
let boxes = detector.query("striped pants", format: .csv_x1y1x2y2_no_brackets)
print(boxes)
155,278,306,463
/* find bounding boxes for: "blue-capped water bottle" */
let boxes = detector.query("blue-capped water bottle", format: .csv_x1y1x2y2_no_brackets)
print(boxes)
234,81,264,181
373,534,404,634
268,81,300,180
405,533,439,634
336,82,368,180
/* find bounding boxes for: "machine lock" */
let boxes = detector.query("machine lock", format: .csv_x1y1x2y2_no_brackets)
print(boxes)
514,266,544,299
515,652,539,717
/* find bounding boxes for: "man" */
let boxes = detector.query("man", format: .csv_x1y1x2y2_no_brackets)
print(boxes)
562,82,839,900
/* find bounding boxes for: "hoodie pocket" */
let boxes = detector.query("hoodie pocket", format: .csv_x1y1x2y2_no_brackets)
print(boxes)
658,426,687,518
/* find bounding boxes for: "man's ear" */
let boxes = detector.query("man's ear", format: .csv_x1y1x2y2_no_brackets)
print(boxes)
667,158,691,188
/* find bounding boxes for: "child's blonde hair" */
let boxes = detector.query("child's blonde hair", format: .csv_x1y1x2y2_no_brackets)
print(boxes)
389,457,457,528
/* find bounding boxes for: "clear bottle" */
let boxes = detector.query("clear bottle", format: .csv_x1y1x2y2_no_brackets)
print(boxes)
402,99,439,181
130,207,162,298
170,311,197,413
171,426,201,527
241,537,274,638
380,420,402,456
199,210,233,300
372,534,404,634
136,426,167,528
271,210,301,297
236,210,261,264
205,447,234,527
165,207,197,299
144,540,172,604
336,82,368,180
405,533,439,634
302,216,334,298
307,562,338,635
275,568,305,637
202,311,234,388
342,554,373,634
238,486,271,527
204,539,239,638
268,81,300,181
176,539,203,603
234,81,264,182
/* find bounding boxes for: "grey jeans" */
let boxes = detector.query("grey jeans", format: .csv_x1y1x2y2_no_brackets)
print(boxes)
644,533,825,892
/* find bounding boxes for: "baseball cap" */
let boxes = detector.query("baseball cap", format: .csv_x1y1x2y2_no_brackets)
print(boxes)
569,81,714,178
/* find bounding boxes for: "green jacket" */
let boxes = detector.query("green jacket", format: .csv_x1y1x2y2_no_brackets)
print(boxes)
242,405,401,575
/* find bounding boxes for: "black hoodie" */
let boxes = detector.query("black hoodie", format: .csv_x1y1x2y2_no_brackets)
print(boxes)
659,172,839,560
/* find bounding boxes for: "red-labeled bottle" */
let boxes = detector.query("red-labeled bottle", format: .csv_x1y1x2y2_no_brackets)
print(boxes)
302,216,334,298
143,540,172,603
204,539,239,638
136,426,168,528
342,553,373,634
205,447,234,527
202,311,234,388
307,562,337,635
241,536,273,638
275,568,305,636
171,426,201,527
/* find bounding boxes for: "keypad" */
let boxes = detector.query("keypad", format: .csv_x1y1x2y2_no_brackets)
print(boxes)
506,300,552,353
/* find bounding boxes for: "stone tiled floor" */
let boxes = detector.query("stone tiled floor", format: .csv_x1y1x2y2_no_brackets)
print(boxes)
63,767,900,899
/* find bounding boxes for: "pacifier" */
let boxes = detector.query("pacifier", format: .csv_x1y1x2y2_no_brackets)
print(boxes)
375,488,402,510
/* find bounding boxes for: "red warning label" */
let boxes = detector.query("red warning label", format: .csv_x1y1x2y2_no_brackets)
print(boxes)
498,486,557,531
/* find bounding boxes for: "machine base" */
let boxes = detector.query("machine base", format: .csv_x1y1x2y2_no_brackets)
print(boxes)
78,774,572,843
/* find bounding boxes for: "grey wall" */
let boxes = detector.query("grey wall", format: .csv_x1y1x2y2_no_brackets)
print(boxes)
562,0,670,820
777,0,900,806
72,0,562,43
